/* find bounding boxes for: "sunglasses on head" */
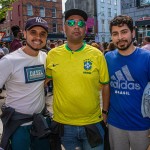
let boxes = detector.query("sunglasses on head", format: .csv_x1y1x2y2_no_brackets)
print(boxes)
65,20,86,28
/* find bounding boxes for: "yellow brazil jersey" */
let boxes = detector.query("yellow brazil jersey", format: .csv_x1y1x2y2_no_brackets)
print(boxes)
46,43,109,125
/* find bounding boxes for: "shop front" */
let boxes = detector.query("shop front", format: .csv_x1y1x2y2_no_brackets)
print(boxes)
135,17,150,45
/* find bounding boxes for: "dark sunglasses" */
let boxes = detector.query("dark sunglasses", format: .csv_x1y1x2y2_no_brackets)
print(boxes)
65,20,86,28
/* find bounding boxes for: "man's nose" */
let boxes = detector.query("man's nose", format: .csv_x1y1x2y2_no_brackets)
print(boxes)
118,33,123,39
36,33,42,38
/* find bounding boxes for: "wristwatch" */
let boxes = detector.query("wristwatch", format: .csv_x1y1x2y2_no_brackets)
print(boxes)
102,109,108,115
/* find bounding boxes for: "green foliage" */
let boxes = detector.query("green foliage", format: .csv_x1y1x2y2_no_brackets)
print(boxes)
0,0,17,22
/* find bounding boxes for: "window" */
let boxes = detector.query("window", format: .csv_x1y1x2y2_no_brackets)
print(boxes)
40,7,45,17
27,4,33,16
18,5,20,16
108,20,110,25
10,11,12,21
102,19,105,32
139,0,150,6
52,0,57,2
6,12,9,21
114,0,117,5
102,37,105,42
101,7,104,16
114,9,117,17
46,0,51,1
101,0,104,2
19,21,21,27
108,0,111,4
53,23,57,33
52,7,56,18
108,8,111,17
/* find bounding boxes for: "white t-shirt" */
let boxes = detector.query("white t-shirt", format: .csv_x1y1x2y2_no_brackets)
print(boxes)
0,48,47,114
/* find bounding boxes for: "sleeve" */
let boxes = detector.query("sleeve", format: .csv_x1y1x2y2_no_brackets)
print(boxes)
98,54,110,84
0,57,12,88
46,52,52,79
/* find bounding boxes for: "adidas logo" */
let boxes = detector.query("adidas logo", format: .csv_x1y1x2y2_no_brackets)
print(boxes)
110,65,141,95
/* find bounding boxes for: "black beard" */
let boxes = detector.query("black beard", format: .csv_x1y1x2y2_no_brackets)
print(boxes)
26,41,41,51
116,40,133,51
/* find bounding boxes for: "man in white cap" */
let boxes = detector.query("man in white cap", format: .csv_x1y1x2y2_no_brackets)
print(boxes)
0,17,51,150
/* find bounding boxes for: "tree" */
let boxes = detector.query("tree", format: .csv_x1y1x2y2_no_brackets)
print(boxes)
0,0,17,23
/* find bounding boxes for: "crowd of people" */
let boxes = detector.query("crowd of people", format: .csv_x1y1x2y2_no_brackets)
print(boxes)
0,8,149,150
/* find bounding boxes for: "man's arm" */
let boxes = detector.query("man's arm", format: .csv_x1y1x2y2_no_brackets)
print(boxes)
44,78,52,87
101,83,110,123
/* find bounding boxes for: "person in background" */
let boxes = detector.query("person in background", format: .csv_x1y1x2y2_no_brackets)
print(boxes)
46,40,51,50
45,8,110,150
91,42,100,49
22,40,26,46
0,48,4,59
0,88,4,99
102,42,108,52
0,48,5,99
104,42,116,55
50,43,55,49
133,39,138,46
98,42,104,53
105,15,150,150
2,43,9,55
57,39,64,46
141,36,150,50
64,40,67,44
0,17,51,150
10,25,23,52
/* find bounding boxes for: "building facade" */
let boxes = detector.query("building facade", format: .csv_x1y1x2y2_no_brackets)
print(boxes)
96,0,121,42
121,0,150,44
0,0,64,42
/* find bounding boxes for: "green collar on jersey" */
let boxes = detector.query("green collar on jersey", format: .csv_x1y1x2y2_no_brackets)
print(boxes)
65,42,86,52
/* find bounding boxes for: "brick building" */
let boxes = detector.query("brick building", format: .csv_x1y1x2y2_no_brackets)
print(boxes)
0,0,64,42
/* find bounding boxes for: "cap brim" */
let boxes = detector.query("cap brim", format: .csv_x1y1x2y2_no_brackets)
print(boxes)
26,25,48,32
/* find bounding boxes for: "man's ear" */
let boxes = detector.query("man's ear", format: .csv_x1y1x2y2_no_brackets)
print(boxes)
132,29,135,39
63,25,66,34
63,25,66,37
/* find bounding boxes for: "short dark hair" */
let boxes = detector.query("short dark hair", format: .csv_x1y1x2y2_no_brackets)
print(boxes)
107,42,116,51
11,25,21,37
144,36,150,43
109,15,133,34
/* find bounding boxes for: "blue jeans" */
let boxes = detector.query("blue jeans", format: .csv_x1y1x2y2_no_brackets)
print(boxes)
61,122,104,150
11,125,50,150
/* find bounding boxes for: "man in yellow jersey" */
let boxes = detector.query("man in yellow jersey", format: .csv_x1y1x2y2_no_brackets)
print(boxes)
46,8,110,150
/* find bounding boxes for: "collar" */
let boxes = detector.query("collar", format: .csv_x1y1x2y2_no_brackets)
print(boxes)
65,42,86,52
